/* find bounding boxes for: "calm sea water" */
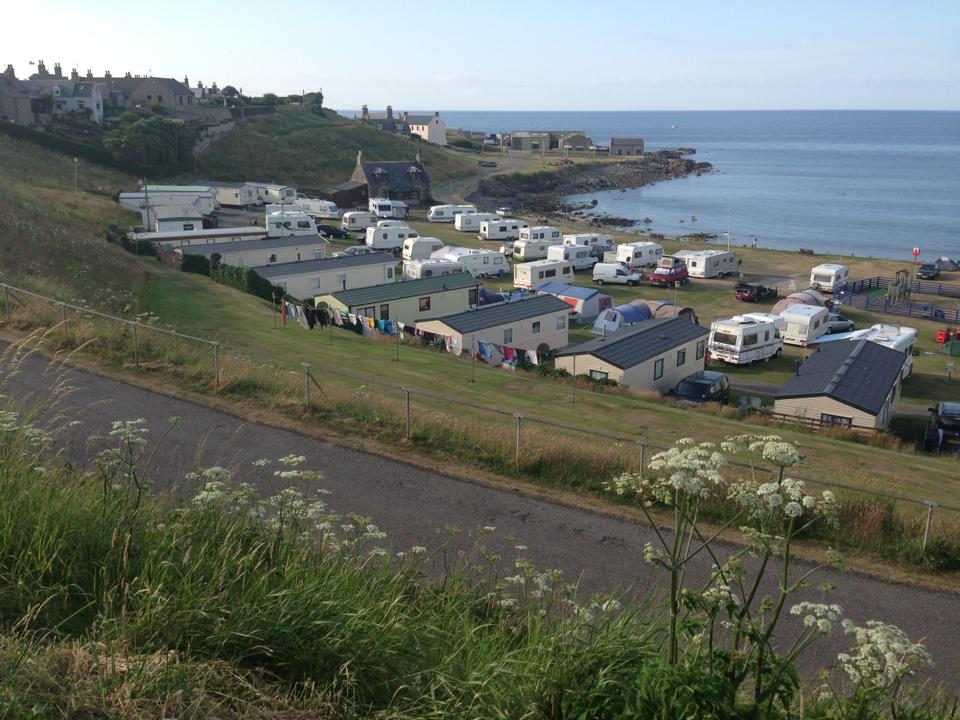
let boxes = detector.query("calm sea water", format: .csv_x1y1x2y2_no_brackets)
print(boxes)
439,111,960,262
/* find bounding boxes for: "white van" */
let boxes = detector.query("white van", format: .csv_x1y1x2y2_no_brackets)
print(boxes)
593,262,641,286
430,246,509,278
427,204,477,223
675,249,737,278
709,313,784,365
365,225,419,252
369,197,408,219
454,212,499,232
810,263,849,293
402,236,445,261
479,219,529,241
514,259,574,291
564,233,616,258
296,198,340,219
779,305,829,347
547,244,596,271
402,259,467,280
604,241,664,268
340,211,376,232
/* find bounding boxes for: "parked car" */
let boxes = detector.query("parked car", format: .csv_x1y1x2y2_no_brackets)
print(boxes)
593,261,641,286
478,160,498,168
918,263,940,280
671,371,730,405
735,282,777,303
316,224,349,239
333,245,377,257
825,313,856,334
929,401,960,455
650,260,689,288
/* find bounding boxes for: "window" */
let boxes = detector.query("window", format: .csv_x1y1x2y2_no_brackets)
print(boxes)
743,333,758,347
386,267,394,279
309,277,322,289
503,328,513,344
419,297,431,312
297,221,311,229
358,307,375,318
532,321,541,334
183,223,194,231
676,349,686,366
268,254,277,263
820,413,852,429
696,340,706,359
380,304,390,320
483,256,490,265
556,315,566,330
589,370,608,380
157,95,163,103
654,358,664,380
273,222,282,229
544,269,557,278
469,288,478,306
494,257,503,265
336,272,347,290
178,95,183,105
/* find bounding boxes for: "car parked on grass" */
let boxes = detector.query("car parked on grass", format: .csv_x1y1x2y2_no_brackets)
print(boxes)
929,401,960,456
316,224,349,239
671,371,730,405
918,263,941,280
735,282,777,303
825,313,856,334
650,258,689,288
478,160,498,168
333,245,378,258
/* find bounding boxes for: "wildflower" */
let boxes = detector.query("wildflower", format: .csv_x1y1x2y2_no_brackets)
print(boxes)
479,526,496,534
838,620,932,689
790,602,843,635
410,545,427,555
252,458,270,467
277,454,307,466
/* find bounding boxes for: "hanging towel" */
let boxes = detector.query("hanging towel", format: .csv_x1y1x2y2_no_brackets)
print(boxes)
280,298,287,326
361,323,377,337
501,346,516,370
527,349,539,366
477,341,494,362
451,335,463,356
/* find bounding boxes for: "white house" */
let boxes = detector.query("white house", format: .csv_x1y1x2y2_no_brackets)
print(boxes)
24,79,105,123
404,111,447,146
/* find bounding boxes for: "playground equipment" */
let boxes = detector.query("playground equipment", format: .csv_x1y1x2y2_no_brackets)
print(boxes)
887,269,911,302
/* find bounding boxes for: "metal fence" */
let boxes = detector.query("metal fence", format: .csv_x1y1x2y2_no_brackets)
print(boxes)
846,276,960,299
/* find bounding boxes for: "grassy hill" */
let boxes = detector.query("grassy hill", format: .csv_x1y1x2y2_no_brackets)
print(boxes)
194,108,477,193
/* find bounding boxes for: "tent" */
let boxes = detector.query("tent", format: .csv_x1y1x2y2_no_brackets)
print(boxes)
630,299,699,324
591,303,652,335
772,289,831,316
537,282,613,323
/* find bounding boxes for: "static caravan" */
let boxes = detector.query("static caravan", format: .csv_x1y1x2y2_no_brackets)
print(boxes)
177,235,327,268
708,313,784,365
514,259,574,291
369,197,408,219
402,237,445,261
265,209,319,238
251,183,297,205
546,244,596,271
130,226,268,248
119,191,217,222
810,263,849,293
479,219,529,241
197,181,258,208
780,305,829,347
512,239,552,263
255,252,396,300
430,247,509,278
365,224,419,252
520,226,563,245
454,212,500,232
298,198,341,219
153,206,204,233
340,211,377,232
675,249,737,278
564,233,616,258
403,259,467,280
604,241,664,268
427,204,477,223
825,324,918,379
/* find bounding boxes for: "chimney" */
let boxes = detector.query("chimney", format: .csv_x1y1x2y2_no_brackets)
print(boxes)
37,60,47,77
434,110,439,117
356,149,364,167
361,104,368,120
184,75,189,86
386,104,393,119
54,62,63,78
86,69,92,78
104,70,111,79
70,68,79,80
125,71,132,78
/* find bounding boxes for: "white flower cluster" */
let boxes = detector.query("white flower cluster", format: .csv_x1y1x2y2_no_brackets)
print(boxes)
108,418,148,447
606,439,727,505
790,601,843,635
0,410,54,448
722,434,804,469
700,583,741,615
838,620,932,689
728,477,837,524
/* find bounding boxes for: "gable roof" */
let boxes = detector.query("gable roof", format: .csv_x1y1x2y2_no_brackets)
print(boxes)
359,161,429,193
422,295,570,334
610,137,645,146
405,114,435,125
555,317,707,369
324,273,478,306
774,340,905,416
254,252,395,279
537,282,608,301
179,235,327,256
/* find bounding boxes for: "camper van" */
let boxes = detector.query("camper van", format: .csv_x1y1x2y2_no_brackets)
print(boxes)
675,249,737,278
593,262,642,286
340,211,377,232
810,263,849,293
369,197,408,219
779,305,829,347
402,259,467,280
709,313,784,365
430,247,508,278
479,219,529,241
402,237,445,261
453,212,499,232
427,204,477,223
297,198,341,219
265,208,320,238
364,224,419,252
546,244,596,271
604,241,664,268
514,260,574,291
564,233,616,258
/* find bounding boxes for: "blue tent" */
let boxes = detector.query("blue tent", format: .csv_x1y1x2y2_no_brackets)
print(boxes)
591,302,652,335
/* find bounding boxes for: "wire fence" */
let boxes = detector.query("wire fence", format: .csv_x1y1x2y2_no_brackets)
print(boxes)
2,280,958,554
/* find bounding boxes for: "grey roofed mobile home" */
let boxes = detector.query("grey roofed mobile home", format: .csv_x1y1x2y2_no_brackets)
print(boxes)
324,272,479,307
176,235,328,257
422,295,570,334
253,252,394,280
555,318,707,369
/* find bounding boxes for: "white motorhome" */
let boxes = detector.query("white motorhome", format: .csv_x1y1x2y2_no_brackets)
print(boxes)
365,224,419,252
479,219,529,241
402,259,467,280
564,233,616,258
298,198,341,219
402,236,445,261
810,263,849,293
839,324,918,378
779,305,829,347
265,208,320,238
369,197,408,219
430,246,509,278
513,259,574,291
593,262,641,285
454,212,500,232
427,204,477,223
675,249,737,278
546,244,596,271
340,211,377,232
709,313,784,365
604,241,664,268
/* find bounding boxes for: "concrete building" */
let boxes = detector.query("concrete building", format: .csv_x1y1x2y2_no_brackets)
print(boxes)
177,236,327,267
403,111,447,146
350,150,431,204
417,295,571,355
257,253,397,300
555,317,708,393
317,273,480,324
610,137,645,156
773,340,906,431
153,206,204,232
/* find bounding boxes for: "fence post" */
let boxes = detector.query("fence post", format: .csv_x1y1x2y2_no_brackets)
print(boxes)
639,441,645,479
60,303,68,343
3,285,9,325
402,387,411,439
212,342,220,389
921,501,938,552
514,413,523,467
302,362,311,410
131,321,140,367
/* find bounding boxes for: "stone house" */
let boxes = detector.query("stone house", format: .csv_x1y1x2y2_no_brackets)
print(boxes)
350,150,431,204
610,137,645,156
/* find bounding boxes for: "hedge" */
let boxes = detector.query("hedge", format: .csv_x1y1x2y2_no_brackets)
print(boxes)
210,263,278,301
180,254,211,275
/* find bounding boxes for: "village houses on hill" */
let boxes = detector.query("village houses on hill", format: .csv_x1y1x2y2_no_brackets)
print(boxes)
360,104,448,146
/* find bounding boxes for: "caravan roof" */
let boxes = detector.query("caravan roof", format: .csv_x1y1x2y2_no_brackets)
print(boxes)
422,295,570,334
537,282,605,300
558,318,707,369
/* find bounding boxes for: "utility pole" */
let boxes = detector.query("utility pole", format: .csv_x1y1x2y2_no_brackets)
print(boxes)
73,157,78,192
726,208,733,252
142,178,150,229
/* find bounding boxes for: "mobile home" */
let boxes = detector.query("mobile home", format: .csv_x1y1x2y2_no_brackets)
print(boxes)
196,181,258,208
298,198,341,219
430,247,509,278
514,259,574,291
779,304,829,347
365,224,419,252
369,197,408,219
251,183,297,204
564,233,616,258
265,208,320,238
818,324,918,379
255,252,396,300
479,219,529,241
316,273,481,324
674,249,737,278
402,259,467,280
708,313,784,365
176,235,327,268
130,226,268,248
340,211,377,232
454,212,500,232
604,241,664,268
546,244,596,271
402,236,445,261
119,190,217,222
809,263,849,293
152,206,204,233
427,204,477,223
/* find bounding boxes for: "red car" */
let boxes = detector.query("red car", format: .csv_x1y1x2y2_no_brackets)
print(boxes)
735,282,777,302
650,258,689,287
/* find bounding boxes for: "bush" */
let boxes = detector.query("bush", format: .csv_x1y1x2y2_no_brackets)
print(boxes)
210,263,278,301
180,254,211,276
449,137,480,151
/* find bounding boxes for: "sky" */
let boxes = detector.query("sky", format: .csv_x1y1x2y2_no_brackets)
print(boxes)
5,0,959,111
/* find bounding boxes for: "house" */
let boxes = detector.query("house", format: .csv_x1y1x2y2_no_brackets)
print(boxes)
153,205,204,232
556,132,593,152
320,180,369,210
28,60,197,110
773,340,906,431
350,150,431,204
255,253,397,300
131,226,268,247
416,295,571,355
555,317,709,393
360,105,408,133
510,131,551,151
610,138,645,156
403,111,447,146
536,282,613,323
177,235,327,267
21,79,104,123
0,66,33,125
316,273,480,324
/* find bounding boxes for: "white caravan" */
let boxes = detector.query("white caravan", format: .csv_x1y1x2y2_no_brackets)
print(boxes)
454,212,500,232
402,259,467,280
604,241,664,268
265,208,320,238
514,259,574,291
709,313,784,365
837,324,918,379
427,204,477,222
809,263,849,293
430,246,509,278
564,233,616,258
592,262,642,285
297,198,341,219
340,211,377,232
369,197,408,219
402,237,445,261
674,249,737,278
519,226,562,245
546,244,596,271
119,191,217,220
779,305,829,347
365,224,419,252
479,219,529,241
512,239,552,262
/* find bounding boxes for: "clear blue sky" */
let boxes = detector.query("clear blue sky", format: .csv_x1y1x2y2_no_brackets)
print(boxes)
6,0,959,110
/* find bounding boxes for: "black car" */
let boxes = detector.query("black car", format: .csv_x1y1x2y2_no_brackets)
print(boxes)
918,263,940,280
929,402,960,455
671,371,730,405
316,224,349,239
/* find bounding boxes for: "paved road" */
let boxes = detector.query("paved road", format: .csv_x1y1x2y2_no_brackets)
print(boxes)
5,347,957,684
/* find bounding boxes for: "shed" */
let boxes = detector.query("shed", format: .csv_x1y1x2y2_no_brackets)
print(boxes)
153,205,204,233
255,252,397,300
536,282,613,323
556,318,709,393
321,180,369,209
317,273,480,324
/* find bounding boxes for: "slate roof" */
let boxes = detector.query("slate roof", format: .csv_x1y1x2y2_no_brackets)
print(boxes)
179,235,327,256
774,340,905,416
325,180,366,192
405,114,435,125
24,80,102,98
324,273,479,307
610,137,645,146
422,295,570,334
537,282,607,301
255,252,395,279
555,317,707,369
358,161,429,194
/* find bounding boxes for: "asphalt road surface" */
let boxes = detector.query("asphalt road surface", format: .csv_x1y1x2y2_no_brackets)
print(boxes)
4,345,957,685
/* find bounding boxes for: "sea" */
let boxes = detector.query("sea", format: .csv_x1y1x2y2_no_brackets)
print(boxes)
438,111,960,262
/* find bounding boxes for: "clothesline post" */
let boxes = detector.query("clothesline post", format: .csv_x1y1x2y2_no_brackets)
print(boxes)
272,292,277,329
572,355,577,406
302,362,311,410
402,387,411,439
212,342,220,389
329,315,333,345
638,441,645,480
471,335,476,383
395,325,400,362
514,413,523,468
130,321,140,368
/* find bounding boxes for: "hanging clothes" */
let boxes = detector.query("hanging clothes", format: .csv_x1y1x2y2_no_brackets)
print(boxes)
527,349,539,366
443,335,453,353
501,346,516,370
280,298,287,326
450,335,463,356
477,341,494,362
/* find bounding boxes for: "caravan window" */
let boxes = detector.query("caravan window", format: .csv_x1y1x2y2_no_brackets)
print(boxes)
820,413,852,428
676,349,686,366
358,307,375,318
483,256,490,265
419,297,431,311
696,340,706,359
386,267,394,279
494,257,503,265
380,304,390,320
469,288,478,305
503,328,513,344
297,221,311,229
532,321,541,335
712,331,738,346
654,358,664,380
557,315,566,330
544,269,557,278
743,333,759,347
589,370,608,380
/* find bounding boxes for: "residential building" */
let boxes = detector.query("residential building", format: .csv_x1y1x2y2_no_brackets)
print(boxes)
177,236,327,267
610,137,645,156
316,273,480,324
320,180,369,210
360,104,408,133
153,205,204,232
0,66,33,125
403,111,447,146
350,150,431,204
21,79,104,123
554,317,709,393
29,61,195,110
257,253,397,300
773,340,906,431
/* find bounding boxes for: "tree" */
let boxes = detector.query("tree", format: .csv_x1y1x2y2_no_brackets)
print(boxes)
222,85,239,97
104,115,194,170
261,93,280,106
